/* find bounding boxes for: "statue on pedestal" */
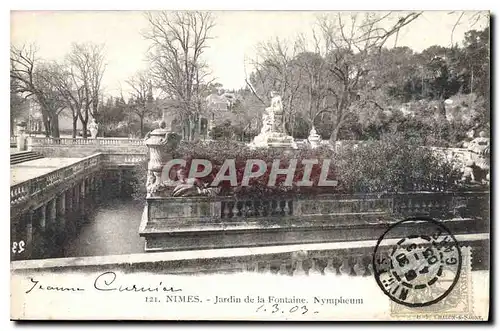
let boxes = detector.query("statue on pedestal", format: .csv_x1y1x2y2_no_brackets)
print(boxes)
89,119,99,139
267,91,285,134
249,91,297,149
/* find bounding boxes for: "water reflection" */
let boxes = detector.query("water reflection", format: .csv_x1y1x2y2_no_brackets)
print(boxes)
61,198,145,258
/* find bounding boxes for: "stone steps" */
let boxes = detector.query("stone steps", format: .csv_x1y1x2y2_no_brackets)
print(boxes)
10,151,44,165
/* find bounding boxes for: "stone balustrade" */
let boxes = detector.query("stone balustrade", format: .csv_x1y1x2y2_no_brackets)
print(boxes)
11,233,488,274
101,153,148,168
140,191,489,252
25,136,147,159
10,153,103,210
28,136,145,146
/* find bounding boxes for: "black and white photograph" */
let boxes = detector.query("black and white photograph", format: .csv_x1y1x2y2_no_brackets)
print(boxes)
9,9,490,321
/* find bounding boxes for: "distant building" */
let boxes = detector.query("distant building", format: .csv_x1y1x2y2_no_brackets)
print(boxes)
157,90,238,140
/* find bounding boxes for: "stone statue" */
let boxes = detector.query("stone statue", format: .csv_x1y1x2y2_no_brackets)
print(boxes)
259,108,273,135
464,131,490,183
248,91,297,149
89,119,99,139
267,91,284,133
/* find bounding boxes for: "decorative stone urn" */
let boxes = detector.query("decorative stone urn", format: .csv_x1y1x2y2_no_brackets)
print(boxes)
144,121,177,195
307,126,321,149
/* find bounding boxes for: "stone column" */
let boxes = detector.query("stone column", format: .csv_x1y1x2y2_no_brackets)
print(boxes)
94,174,101,199
25,210,34,259
48,198,57,226
74,184,80,215
80,180,86,216
64,189,72,216
57,193,66,226
39,204,47,230
117,170,123,197
90,176,95,200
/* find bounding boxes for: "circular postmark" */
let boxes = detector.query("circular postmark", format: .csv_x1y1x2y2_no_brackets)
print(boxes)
372,217,462,308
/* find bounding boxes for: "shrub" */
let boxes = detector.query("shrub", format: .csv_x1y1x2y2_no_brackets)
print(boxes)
335,133,462,193
131,133,463,200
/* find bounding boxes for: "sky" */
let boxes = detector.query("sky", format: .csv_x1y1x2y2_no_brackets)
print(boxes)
10,11,489,97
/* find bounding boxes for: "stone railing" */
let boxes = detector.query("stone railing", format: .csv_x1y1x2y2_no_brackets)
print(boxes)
140,191,489,252
102,153,148,168
10,153,103,208
145,191,488,221
26,136,147,158
11,233,488,274
28,136,144,146
10,136,17,146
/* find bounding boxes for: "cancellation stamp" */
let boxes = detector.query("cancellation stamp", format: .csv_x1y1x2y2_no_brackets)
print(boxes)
373,217,462,308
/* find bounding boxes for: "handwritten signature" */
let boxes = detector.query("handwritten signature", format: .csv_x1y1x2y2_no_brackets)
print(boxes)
25,271,183,294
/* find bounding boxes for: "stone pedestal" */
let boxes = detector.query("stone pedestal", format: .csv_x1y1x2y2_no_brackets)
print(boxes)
248,93,297,149
250,131,298,149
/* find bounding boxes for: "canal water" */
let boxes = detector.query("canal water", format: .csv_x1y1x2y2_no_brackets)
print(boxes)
61,198,146,258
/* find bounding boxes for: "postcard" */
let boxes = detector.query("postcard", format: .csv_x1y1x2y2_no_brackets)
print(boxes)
10,10,490,321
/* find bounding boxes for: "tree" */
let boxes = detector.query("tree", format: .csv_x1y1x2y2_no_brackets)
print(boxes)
144,11,216,141
49,62,83,138
10,44,67,137
313,12,422,142
461,27,490,99
66,42,106,138
10,88,29,136
127,71,155,137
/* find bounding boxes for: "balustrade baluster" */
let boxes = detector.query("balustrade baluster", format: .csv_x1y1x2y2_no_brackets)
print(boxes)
353,256,367,276
413,201,421,214
309,259,321,276
283,200,290,215
262,200,269,216
406,200,413,215
339,257,352,276
263,262,271,274
231,201,239,218
292,260,306,276
252,262,259,273
221,202,229,219
272,200,280,216
324,258,337,275
278,263,288,276
367,262,374,276
245,201,253,217
251,200,259,217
